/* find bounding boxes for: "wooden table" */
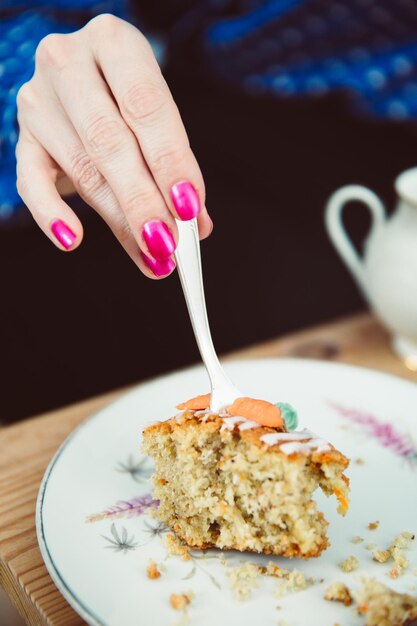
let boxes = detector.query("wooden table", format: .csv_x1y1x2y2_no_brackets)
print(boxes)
1,312,416,625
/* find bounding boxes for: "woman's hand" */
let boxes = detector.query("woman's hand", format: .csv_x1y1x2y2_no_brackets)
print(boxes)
16,14,212,278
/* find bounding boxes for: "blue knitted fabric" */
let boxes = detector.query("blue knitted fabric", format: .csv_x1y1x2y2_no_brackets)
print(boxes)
1,0,417,222
203,0,417,119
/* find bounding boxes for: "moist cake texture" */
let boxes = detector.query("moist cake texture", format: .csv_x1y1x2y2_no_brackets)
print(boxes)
142,404,350,559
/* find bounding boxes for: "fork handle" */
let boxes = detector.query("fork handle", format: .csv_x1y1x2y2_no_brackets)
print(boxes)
174,219,239,411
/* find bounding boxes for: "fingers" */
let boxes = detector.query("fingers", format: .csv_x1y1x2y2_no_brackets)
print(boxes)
198,212,213,240
86,15,211,230
16,136,83,251
44,47,180,271
18,92,174,278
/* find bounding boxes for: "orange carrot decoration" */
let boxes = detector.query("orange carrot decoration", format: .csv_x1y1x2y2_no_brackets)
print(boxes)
176,393,210,411
227,397,284,429
177,394,285,430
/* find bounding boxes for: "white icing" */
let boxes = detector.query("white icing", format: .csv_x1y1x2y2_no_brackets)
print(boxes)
193,409,230,417
259,429,316,446
308,438,331,453
280,442,313,455
190,409,216,422
220,416,247,431
238,420,261,431
260,429,331,455
220,415,262,432
189,408,286,434
179,406,331,455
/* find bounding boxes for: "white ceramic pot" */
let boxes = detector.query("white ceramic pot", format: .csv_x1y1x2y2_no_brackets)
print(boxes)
325,167,417,364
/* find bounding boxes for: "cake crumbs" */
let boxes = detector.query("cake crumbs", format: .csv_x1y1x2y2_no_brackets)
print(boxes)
354,578,417,626
368,521,380,531
390,548,409,572
164,534,191,561
147,559,161,579
352,536,364,544
259,561,288,578
170,593,191,610
275,569,314,598
392,531,415,550
371,531,415,575
228,562,260,600
324,581,353,606
365,543,377,551
372,549,390,563
355,458,365,465
388,567,401,580
339,555,359,573
228,561,313,600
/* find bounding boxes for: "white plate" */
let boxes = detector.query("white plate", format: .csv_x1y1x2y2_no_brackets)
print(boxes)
37,359,417,626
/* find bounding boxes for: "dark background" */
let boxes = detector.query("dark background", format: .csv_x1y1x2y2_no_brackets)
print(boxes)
1,60,415,423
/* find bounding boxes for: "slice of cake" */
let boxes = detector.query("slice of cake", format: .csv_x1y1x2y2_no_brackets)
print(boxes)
142,395,350,559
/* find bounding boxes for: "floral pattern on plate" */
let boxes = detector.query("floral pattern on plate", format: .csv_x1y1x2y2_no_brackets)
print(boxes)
329,402,417,468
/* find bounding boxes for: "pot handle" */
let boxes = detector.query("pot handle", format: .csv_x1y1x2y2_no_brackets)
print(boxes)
325,185,386,294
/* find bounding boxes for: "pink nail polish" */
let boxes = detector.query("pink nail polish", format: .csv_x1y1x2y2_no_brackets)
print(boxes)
170,181,201,220
141,252,176,277
51,220,76,250
142,220,176,260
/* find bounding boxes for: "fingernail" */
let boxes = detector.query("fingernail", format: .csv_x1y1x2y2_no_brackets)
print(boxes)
141,252,176,277
51,219,76,249
170,181,201,220
142,220,176,260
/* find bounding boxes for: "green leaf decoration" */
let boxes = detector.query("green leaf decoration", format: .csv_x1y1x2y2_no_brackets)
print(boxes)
275,402,298,431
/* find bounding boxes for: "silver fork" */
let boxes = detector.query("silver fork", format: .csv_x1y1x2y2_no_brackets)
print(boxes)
175,218,241,413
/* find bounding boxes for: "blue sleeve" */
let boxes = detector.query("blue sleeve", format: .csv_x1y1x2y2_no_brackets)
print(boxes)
0,2,132,224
